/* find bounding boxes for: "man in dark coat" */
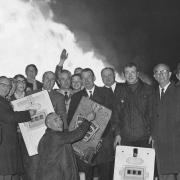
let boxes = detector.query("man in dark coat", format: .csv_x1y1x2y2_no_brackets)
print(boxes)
36,112,93,180
27,71,67,180
0,76,32,180
68,68,112,180
99,67,123,179
152,63,180,180
113,62,153,148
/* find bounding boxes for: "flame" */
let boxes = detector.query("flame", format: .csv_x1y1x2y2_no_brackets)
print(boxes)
0,0,108,85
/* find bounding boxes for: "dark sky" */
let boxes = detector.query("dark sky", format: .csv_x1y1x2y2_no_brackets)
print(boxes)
51,0,180,75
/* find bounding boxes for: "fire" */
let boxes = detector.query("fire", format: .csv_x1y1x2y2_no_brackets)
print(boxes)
0,0,107,85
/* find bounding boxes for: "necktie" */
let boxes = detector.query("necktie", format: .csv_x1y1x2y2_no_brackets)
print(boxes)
89,90,93,99
109,87,114,93
161,88,165,99
64,91,69,102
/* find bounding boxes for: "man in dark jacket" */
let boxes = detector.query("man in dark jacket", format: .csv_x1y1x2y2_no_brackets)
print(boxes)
113,62,153,148
27,71,67,180
99,67,122,180
0,76,32,180
68,68,111,180
36,112,94,180
152,63,180,180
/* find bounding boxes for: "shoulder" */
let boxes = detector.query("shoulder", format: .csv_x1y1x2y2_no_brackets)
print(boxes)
140,80,154,93
50,90,65,99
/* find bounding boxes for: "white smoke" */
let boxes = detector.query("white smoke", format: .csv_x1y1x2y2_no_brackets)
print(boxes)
0,0,113,85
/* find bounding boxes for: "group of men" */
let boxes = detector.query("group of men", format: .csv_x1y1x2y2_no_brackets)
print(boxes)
0,49,180,180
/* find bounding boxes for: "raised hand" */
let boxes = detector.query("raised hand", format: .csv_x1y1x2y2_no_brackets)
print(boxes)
60,49,68,61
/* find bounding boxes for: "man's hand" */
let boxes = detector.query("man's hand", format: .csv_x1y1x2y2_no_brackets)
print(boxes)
114,135,121,150
29,109,37,116
59,49,68,66
86,112,96,121
149,136,155,148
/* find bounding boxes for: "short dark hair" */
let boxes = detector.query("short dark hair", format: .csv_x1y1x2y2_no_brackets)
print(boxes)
14,74,26,81
153,63,170,74
123,62,139,72
101,67,115,76
60,69,71,77
74,67,83,74
42,71,55,82
25,64,38,75
71,73,81,80
81,68,95,77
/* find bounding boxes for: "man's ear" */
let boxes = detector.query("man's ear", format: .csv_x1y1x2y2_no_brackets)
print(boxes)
169,72,172,78
137,71,140,77
93,75,96,82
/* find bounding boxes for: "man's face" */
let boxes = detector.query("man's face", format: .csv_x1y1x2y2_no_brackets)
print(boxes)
15,77,26,92
43,73,55,91
124,66,139,84
154,65,171,86
71,76,82,90
101,69,115,87
0,78,12,97
47,113,63,131
26,66,36,80
81,71,95,90
58,72,71,90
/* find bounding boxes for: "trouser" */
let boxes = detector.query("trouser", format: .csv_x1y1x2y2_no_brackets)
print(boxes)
76,158,93,180
0,175,20,180
159,173,180,180
26,155,39,180
93,161,114,180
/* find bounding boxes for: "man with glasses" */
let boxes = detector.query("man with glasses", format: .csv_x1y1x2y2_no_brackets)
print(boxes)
0,76,33,180
152,63,180,180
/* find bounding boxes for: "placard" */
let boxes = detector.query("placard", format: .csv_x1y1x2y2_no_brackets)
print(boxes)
113,146,155,180
69,96,112,164
11,90,54,156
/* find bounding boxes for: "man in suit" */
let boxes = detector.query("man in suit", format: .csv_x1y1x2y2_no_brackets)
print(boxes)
0,76,32,180
55,50,73,113
68,68,112,180
100,67,123,179
42,71,67,129
152,63,180,180
101,67,122,109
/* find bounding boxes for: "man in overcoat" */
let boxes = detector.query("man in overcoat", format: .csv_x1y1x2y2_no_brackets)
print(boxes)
0,76,31,180
152,63,180,180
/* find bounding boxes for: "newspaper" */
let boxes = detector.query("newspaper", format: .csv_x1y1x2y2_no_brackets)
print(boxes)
11,90,54,156
69,96,112,164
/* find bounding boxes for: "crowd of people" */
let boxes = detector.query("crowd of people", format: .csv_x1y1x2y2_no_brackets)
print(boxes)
0,49,180,180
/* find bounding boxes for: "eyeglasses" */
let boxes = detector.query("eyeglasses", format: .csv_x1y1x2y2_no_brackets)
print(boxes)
154,69,169,76
16,80,26,84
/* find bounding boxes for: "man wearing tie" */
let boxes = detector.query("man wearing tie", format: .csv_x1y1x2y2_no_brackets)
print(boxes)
152,63,180,180
101,67,122,108
68,68,111,180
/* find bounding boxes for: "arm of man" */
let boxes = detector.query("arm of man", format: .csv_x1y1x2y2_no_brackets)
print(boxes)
54,119,91,145
0,108,31,124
